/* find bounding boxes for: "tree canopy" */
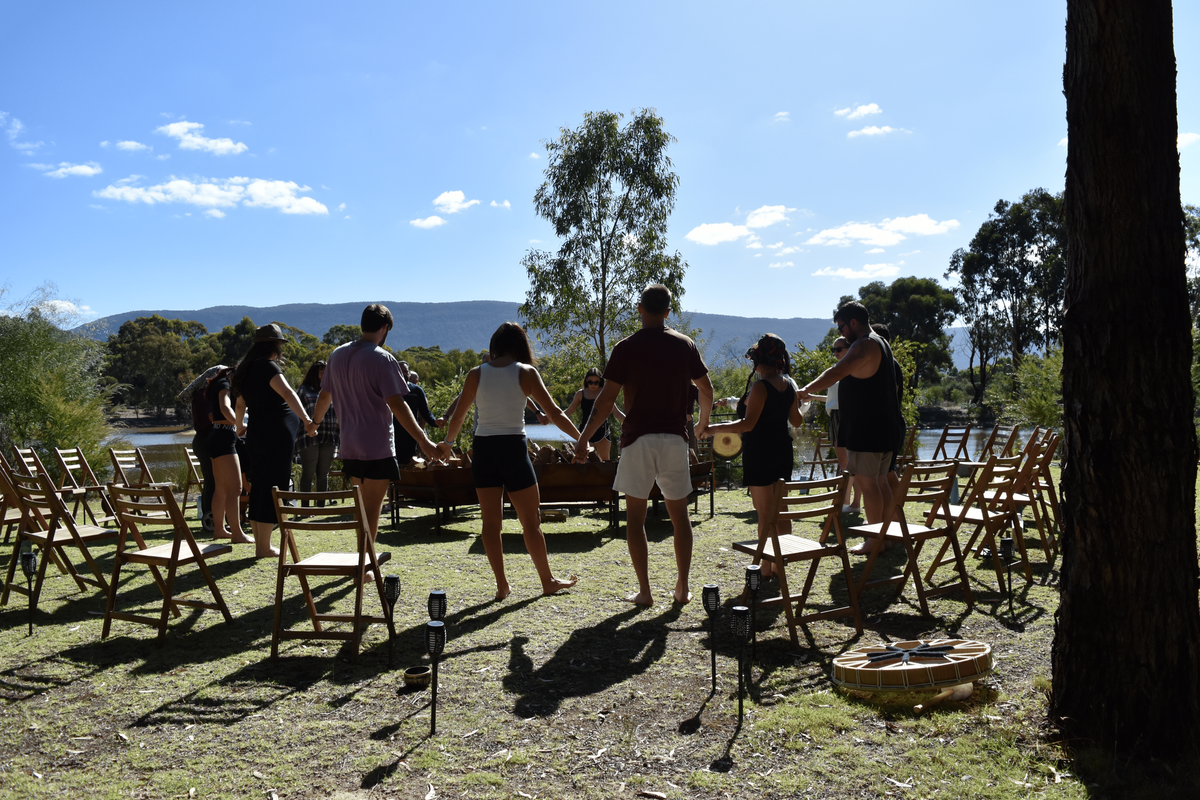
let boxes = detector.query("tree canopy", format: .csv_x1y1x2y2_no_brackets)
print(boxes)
519,109,688,367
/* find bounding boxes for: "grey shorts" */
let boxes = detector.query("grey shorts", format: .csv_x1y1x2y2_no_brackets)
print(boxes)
846,450,893,477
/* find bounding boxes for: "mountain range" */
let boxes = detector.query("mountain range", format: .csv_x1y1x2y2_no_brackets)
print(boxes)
73,300,974,368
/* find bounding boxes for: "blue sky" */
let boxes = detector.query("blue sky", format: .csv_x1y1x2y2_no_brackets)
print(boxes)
2,2,1198,326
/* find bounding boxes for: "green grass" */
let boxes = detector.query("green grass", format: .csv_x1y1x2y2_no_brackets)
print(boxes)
1,470,1198,798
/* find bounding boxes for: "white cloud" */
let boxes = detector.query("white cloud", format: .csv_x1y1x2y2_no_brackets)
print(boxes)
866,247,885,254
40,299,96,319
835,103,882,120
39,161,103,178
812,263,900,279
529,239,542,244
1058,137,1069,148
746,242,763,249
754,253,763,258
100,140,109,147
155,154,170,160
766,242,783,249
774,111,790,122
2,113,44,153
433,190,479,214
806,214,959,247
777,246,800,255
490,200,511,209
116,140,149,151
899,250,921,256
769,261,794,269
746,205,795,228
848,126,901,138
94,175,328,215
205,209,226,219
1180,132,1200,150
156,121,249,155
410,215,446,229
685,222,751,245
228,120,252,125
337,203,346,211
529,152,539,159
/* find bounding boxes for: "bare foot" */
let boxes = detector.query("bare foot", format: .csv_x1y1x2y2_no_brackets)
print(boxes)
495,584,512,600
624,590,654,606
214,529,231,540
673,590,693,605
849,540,887,556
542,575,578,596
255,547,280,559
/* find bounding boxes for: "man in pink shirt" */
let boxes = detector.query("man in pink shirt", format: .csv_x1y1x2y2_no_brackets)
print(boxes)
309,304,440,541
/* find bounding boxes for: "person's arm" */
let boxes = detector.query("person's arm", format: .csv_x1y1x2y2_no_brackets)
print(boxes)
563,390,583,418
788,387,804,427
573,380,622,462
387,393,441,460
612,403,626,423
234,396,247,437
441,367,481,452
799,340,873,397
308,390,333,437
411,387,438,427
270,373,314,428
520,366,582,440
436,393,460,429
217,388,237,429
693,374,714,441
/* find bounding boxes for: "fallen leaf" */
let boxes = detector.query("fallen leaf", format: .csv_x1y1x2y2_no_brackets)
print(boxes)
589,747,607,760
636,792,667,799
461,729,479,738
885,777,913,788
424,784,436,800
68,625,80,631
118,733,129,742
252,771,265,779
517,793,532,799
189,789,196,798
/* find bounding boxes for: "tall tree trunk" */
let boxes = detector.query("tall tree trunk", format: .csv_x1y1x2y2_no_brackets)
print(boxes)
1054,0,1200,753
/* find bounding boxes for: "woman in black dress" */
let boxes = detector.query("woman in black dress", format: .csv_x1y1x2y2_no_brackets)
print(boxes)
231,325,314,558
562,367,625,460
702,334,802,578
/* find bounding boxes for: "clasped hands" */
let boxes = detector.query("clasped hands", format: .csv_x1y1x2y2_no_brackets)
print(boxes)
570,441,595,464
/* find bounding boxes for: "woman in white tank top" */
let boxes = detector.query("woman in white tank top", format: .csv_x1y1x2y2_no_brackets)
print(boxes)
439,322,584,599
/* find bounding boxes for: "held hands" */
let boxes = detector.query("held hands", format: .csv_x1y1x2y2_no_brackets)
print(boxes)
572,440,590,464
695,422,711,440
536,411,549,425
305,420,318,437
433,440,454,463
434,417,447,429
236,423,247,437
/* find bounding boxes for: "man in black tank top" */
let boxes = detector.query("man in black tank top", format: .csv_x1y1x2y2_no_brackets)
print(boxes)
799,302,905,549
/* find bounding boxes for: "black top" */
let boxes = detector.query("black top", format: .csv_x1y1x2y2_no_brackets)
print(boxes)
838,332,905,453
742,379,795,445
240,360,291,423
394,383,437,453
206,376,233,424
580,395,610,443
192,389,214,434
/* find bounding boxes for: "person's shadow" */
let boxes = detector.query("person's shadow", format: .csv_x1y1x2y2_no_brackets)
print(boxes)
504,604,681,717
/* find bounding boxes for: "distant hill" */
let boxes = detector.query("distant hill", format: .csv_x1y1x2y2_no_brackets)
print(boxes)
73,300,974,367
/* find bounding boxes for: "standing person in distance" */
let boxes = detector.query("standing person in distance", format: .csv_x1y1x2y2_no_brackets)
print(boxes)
232,325,315,558
394,360,440,465
309,304,441,544
205,365,251,544
295,360,338,507
562,368,626,461
574,284,714,606
438,322,581,600
807,336,862,513
701,334,803,578
177,366,222,532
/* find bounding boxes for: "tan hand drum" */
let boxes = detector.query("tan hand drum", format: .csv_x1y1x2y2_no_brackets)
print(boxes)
712,431,743,460
831,639,992,691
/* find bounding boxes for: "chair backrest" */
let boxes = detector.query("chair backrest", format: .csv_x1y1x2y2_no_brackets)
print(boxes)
767,473,850,545
10,472,72,536
1036,432,1060,476
108,482,191,548
932,425,973,461
896,426,919,467
110,449,147,486
976,425,1019,460
0,459,25,513
959,453,1022,515
184,447,204,484
899,461,958,523
272,485,372,564
55,447,103,490
12,446,49,479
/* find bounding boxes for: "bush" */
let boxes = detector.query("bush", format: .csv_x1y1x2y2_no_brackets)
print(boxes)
1009,348,1063,430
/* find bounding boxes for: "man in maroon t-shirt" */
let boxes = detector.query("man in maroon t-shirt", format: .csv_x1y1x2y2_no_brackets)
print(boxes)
576,285,713,605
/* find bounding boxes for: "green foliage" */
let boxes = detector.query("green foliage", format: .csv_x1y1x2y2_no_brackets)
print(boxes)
322,323,361,346
0,285,121,481
1010,347,1063,430
519,108,688,367
1185,204,1200,325
422,370,473,451
105,314,209,414
889,338,920,428
839,276,959,384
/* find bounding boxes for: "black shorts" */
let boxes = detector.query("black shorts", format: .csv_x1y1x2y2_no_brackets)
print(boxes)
589,421,610,444
471,435,537,492
342,457,401,482
207,426,239,458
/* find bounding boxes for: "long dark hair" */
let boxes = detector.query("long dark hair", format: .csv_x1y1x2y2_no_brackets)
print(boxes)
489,322,536,366
582,366,603,390
230,340,284,393
301,360,326,391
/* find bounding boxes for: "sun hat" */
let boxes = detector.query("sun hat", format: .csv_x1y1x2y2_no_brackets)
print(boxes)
254,323,287,343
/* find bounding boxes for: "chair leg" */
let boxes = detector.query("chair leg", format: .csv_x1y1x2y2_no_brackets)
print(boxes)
837,546,864,634
775,558,800,650
1,535,22,605
944,533,975,608
899,539,929,616
195,554,233,624
157,562,179,643
101,554,124,640
271,566,287,659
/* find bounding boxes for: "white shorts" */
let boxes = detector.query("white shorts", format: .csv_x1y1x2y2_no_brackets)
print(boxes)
614,433,693,501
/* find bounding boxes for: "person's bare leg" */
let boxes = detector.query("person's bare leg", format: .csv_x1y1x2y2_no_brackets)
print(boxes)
212,454,250,544
836,446,860,509
623,496,653,605
353,477,391,543
748,484,776,579
664,497,694,603
475,487,510,599
509,484,577,595
251,520,278,558
595,439,612,461
850,473,893,555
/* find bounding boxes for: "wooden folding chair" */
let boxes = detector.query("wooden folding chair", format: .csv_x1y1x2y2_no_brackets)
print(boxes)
11,446,48,478
847,461,974,615
931,425,973,461
102,484,233,641
924,454,1024,590
109,448,173,490
895,426,919,472
984,436,1055,565
1029,432,1061,555
0,459,26,544
270,485,396,660
1,472,121,614
181,447,205,516
732,474,863,648
802,434,840,480
54,447,119,528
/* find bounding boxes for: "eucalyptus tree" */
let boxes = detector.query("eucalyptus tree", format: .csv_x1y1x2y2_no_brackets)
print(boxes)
519,109,687,367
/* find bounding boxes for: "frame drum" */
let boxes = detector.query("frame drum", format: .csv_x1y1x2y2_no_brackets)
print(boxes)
712,431,743,460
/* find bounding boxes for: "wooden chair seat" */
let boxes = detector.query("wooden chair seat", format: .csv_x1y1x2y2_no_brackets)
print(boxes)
22,523,117,546
732,473,862,648
103,483,233,642
291,550,391,572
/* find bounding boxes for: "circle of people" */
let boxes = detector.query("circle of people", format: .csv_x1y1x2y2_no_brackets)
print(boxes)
181,287,904,606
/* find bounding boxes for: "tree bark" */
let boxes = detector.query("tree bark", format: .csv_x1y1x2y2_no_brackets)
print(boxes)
1054,0,1200,753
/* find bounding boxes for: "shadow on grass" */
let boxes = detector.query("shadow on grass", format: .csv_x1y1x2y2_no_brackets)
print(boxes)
504,604,682,717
